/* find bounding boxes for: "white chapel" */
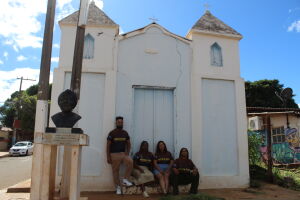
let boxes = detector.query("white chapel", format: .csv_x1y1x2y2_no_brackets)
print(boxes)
50,2,249,191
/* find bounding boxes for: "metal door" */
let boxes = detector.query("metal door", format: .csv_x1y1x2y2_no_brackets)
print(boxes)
132,88,174,155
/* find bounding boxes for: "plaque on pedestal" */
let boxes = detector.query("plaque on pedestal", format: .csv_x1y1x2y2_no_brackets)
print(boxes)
35,128,88,146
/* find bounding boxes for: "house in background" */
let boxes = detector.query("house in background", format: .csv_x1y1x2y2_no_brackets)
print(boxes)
49,2,249,191
247,107,300,164
0,127,13,151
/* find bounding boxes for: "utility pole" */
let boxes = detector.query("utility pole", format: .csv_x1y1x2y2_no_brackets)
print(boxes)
265,115,273,182
70,0,90,98
12,77,35,145
60,0,90,198
30,0,56,199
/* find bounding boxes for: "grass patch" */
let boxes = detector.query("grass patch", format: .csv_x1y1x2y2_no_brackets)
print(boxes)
250,163,300,191
249,179,262,188
159,193,225,200
243,188,265,195
273,167,300,190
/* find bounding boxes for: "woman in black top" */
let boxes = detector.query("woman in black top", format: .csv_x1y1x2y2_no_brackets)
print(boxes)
132,141,155,197
153,141,174,194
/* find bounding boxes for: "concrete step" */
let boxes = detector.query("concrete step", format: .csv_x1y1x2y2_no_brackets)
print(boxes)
6,179,31,193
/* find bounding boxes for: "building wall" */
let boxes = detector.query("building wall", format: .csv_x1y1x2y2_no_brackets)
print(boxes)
189,32,249,188
59,25,118,71
270,115,300,131
0,131,10,151
50,24,118,191
49,23,249,191
116,25,192,158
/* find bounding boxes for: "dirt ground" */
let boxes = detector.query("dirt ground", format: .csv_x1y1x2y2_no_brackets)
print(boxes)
81,182,300,200
1,182,300,200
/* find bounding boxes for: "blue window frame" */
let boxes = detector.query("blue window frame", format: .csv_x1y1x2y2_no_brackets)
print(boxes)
83,33,94,59
210,42,223,67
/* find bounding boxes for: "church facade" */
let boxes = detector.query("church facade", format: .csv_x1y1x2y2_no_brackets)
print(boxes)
50,2,249,191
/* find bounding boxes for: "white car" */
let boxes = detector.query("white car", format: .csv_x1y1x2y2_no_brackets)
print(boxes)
9,141,34,156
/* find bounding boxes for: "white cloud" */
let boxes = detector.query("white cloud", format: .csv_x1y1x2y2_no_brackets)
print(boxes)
0,68,53,103
53,43,60,48
0,0,47,49
0,0,75,49
119,27,124,34
56,0,75,22
51,57,59,62
0,59,3,65
288,20,300,32
3,52,8,60
94,0,104,9
17,55,28,62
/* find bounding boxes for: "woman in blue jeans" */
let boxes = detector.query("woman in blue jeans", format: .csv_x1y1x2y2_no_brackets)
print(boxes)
153,141,174,194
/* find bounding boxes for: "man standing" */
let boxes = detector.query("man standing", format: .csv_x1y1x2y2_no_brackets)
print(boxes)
107,116,133,194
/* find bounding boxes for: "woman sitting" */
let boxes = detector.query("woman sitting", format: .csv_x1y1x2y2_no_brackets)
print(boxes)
132,141,155,198
153,141,174,194
171,148,199,195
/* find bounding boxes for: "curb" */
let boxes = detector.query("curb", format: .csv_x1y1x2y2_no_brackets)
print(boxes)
0,153,9,158
5,179,31,194
6,188,30,193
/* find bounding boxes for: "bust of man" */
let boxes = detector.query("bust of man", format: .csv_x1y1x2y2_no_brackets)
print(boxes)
51,89,81,128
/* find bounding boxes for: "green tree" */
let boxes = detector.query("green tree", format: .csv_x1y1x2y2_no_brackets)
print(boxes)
19,93,37,132
0,84,51,131
0,102,16,127
25,84,52,98
245,79,298,108
248,133,262,165
26,84,38,96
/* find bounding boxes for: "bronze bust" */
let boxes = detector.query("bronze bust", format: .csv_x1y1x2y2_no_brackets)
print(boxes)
51,89,81,128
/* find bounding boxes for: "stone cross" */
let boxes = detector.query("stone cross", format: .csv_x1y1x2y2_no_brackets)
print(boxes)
204,3,211,11
149,16,159,23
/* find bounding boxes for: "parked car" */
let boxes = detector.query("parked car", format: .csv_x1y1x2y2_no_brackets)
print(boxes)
9,141,33,156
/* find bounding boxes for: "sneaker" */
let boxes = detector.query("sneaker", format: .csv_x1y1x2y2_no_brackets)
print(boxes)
143,191,149,198
116,185,122,195
163,188,167,195
122,178,133,187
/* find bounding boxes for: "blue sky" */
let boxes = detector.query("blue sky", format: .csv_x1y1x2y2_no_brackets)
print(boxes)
0,0,299,105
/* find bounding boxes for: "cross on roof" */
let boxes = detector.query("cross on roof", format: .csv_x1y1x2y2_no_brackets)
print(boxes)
204,3,211,11
149,16,159,23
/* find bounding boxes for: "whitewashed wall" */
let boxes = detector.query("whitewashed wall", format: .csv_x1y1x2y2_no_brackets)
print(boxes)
50,24,118,191
49,21,249,191
188,32,249,188
116,25,192,158
59,25,118,71
267,115,300,132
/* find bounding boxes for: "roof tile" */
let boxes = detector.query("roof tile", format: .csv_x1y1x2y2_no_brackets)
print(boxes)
192,11,241,37
59,1,117,26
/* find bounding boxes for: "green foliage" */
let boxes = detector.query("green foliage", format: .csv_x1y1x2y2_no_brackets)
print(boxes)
0,84,43,132
273,168,300,190
160,194,224,200
249,179,262,188
249,164,267,180
245,79,298,108
26,84,38,96
0,103,16,127
249,164,300,191
248,134,262,165
19,93,37,132
25,84,52,98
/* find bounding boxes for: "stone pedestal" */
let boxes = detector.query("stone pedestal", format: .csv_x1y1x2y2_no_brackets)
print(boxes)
34,128,89,200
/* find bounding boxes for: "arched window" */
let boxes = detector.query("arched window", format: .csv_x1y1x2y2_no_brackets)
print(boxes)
83,33,94,59
210,42,223,66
